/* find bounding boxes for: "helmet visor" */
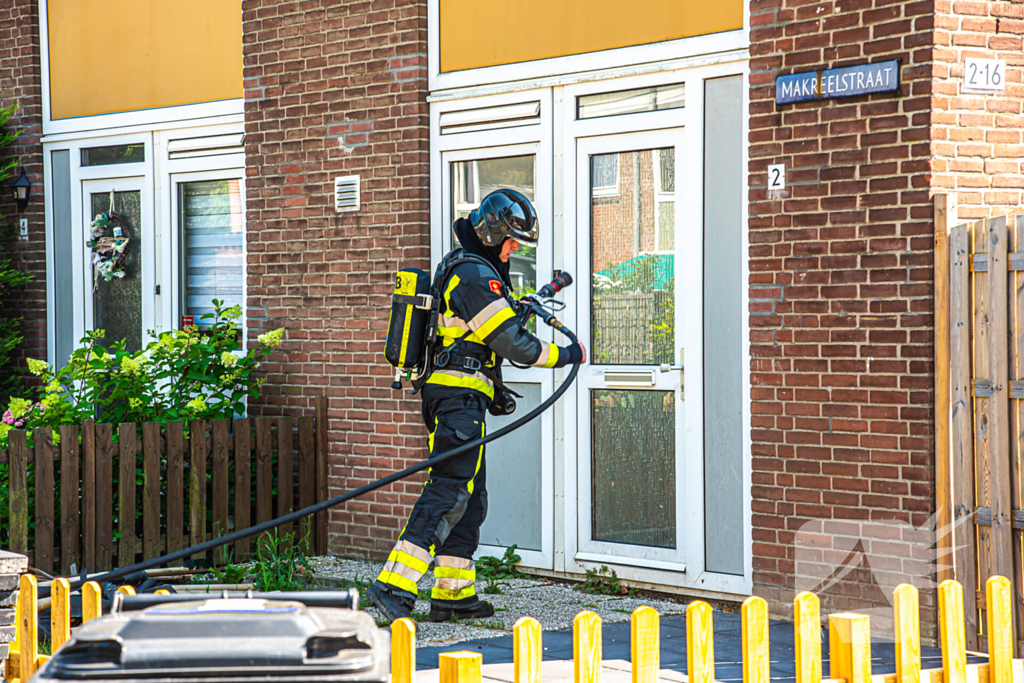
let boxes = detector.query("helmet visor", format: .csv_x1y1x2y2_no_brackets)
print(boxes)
501,207,539,246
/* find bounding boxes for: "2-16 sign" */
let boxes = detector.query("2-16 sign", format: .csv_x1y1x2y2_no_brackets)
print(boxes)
964,58,1005,92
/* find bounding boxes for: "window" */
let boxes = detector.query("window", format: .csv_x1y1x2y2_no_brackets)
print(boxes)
81,143,145,166
179,179,243,327
577,82,686,120
451,155,537,294
591,154,619,195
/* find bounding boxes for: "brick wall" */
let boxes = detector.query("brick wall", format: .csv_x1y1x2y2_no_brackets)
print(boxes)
0,0,44,384
241,0,430,558
748,0,939,638
932,0,1024,219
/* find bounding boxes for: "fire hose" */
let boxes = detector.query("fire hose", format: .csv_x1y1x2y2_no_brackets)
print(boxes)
67,280,580,591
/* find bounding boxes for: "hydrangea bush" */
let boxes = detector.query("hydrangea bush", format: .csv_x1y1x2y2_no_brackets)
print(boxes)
0,300,285,448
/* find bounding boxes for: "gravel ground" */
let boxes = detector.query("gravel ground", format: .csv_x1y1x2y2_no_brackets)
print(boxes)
307,556,689,647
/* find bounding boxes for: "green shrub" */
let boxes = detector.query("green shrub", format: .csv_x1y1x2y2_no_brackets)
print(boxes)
0,299,284,448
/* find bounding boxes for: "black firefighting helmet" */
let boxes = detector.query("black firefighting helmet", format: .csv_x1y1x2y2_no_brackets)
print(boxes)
469,189,539,247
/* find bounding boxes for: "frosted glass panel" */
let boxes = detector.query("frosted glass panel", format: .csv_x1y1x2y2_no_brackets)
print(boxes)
180,179,244,326
592,389,676,548
91,191,142,352
481,383,543,551
591,149,674,366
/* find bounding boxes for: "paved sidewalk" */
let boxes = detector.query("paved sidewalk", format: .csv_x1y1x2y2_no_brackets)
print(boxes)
415,610,984,682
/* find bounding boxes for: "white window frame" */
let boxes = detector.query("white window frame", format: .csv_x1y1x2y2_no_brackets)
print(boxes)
37,0,245,137
44,122,246,366
431,88,557,571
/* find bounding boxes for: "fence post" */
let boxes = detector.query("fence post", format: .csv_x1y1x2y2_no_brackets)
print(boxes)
117,585,136,596
392,618,416,683
82,581,102,622
828,613,871,683
687,600,715,683
514,616,542,683
939,579,967,683
574,610,602,683
51,577,71,651
987,576,1013,683
934,193,955,585
894,584,920,683
631,606,658,683
743,597,770,683
794,592,821,683
18,574,38,679
949,221,978,649
60,425,81,576
439,652,482,683
8,429,29,555
315,396,328,555
118,423,138,567
34,428,55,574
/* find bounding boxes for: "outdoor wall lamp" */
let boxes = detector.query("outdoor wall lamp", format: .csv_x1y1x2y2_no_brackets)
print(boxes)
9,168,30,209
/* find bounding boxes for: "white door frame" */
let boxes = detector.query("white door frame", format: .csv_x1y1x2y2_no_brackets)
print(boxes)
571,128,693,572
560,62,752,596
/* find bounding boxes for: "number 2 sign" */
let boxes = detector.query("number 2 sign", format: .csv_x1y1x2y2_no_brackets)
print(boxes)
964,58,1005,92
768,164,785,191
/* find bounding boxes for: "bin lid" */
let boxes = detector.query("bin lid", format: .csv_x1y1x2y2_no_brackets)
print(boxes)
35,598,389,682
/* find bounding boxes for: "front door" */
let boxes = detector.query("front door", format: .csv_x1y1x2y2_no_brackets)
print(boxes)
81,177,153,352
571,128,695,571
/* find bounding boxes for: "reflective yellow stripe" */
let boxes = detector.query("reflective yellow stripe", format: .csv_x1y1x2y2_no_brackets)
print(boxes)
474,305,515,340
399,303,413,366
390,549,430,575
426,371,495,399
431,585,477,601
434,566,476,580
466,419,484,495
378,571,419,595
541,343,560,368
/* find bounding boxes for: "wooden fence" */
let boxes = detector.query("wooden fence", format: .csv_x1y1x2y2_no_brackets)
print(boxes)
0,397,328,574
935,196,1024,655
4,575,1014,683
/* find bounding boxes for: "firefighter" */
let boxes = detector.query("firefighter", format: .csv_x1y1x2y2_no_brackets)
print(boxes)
367,189,586,623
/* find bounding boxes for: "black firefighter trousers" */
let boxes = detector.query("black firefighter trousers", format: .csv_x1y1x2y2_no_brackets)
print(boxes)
374,392,488,607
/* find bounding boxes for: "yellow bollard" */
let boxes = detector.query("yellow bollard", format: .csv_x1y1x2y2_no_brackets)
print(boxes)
893,584,920,683
51,578,71,651
631,606,659,683
574,610,603,683
742,596,770,683
687,600,715,683
828,613,871,683
18,574,39,680
987,576,1013,683
392,618,416,683
116,585,136,596
939,580,966,683
155,589,171,595
514,616,543,683
439,652,482,683
794,592,821,683
82,581,103,622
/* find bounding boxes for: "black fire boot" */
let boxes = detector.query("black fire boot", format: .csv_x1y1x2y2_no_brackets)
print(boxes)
366,583,414,623
429,597,495,622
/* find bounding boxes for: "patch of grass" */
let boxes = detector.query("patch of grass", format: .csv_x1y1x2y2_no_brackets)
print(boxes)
38,638,51,655
482,577,505,594
610,608,632,614
411,610,431,622
251,529,313,592
579,566,634,596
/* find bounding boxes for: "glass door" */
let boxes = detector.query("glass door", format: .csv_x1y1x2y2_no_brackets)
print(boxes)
82,177,152,352
440,143,555,570
573,129,691,568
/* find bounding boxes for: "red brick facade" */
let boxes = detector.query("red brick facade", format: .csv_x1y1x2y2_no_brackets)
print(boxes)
240,0,430,557
748,0,939,636
0,0,44,380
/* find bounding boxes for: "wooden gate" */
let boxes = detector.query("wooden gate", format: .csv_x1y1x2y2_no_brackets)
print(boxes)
936,195,1024,653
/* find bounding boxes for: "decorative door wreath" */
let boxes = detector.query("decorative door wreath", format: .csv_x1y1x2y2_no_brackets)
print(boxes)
87,209,130,287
